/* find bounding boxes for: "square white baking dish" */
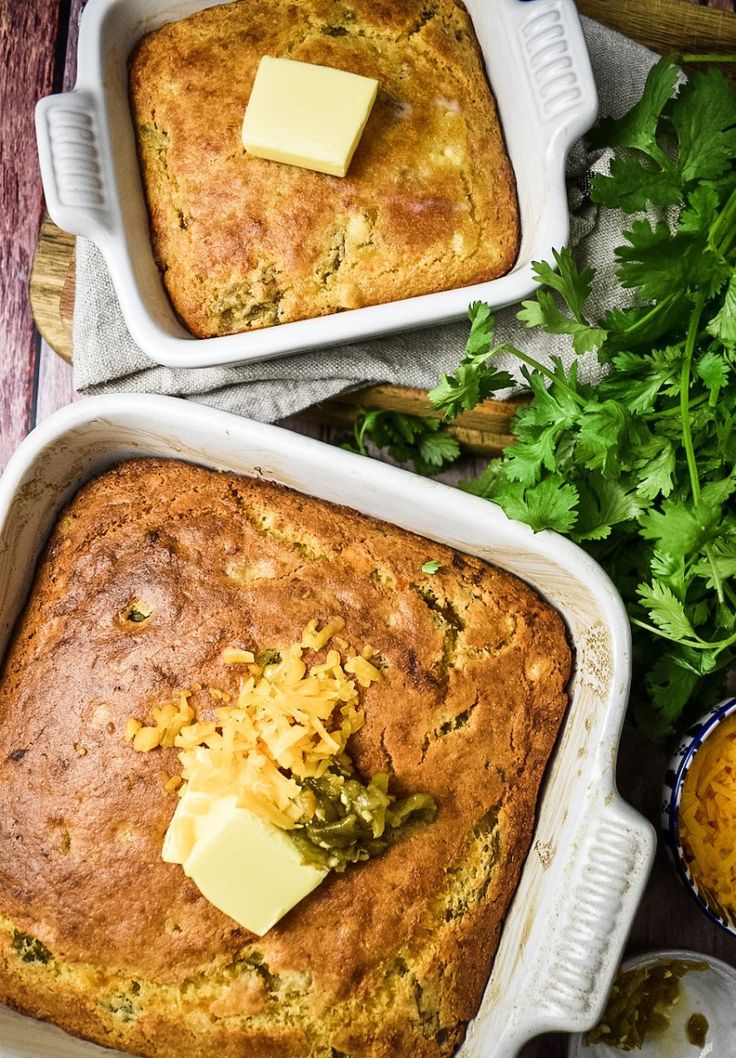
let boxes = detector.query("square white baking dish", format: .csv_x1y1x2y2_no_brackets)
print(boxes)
0,395,652,1058
34,0,597,370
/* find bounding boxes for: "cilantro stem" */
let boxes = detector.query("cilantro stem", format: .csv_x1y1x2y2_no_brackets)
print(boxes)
710,183,736,256
680,54,736,64
678,293,724,604
354,412,370,456
499,344,587,408
680,296,704,505
631,618,736,652
624,295,678,340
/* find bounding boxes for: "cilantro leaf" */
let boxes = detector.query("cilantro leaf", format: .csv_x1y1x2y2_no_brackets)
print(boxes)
591,154,682,211
530,249,595,322
587,55,680,158
636,581,697,642
518,250,607,355
671,68,736,184
573,476,642,542
638,650,700,737
417,429,461,470
696,348,729,401
575,401,629,474
707,273,736,344
632,439,677,501
493,475,579,534
429,302,515,420
429,364,514,421
519,290,607,356
345,410,460,477
616,219,730,302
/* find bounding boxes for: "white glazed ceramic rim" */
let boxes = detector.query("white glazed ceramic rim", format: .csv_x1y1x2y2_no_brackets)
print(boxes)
34,0,598,368
0,395,654,1058
662,697,736,939
567,948,736,1057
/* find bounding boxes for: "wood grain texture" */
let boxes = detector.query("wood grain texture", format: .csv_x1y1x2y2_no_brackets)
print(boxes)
33,0,85,428
579,0,736,53
0,0,67,470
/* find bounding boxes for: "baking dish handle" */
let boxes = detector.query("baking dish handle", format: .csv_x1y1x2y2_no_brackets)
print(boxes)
535,798,655,1031
508,0,599,159
35,91,113,240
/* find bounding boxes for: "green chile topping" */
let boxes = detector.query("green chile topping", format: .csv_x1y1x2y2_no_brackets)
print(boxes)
585,959,708,1051
686,1012,709,1047
289,755,436,872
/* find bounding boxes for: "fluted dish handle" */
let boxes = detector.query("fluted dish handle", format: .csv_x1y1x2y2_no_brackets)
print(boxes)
535,798,655,1032
35,91,112,240
509,0,599,157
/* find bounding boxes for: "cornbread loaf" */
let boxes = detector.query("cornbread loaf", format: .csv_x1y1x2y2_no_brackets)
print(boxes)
129,0,520,337
0,459,570,1058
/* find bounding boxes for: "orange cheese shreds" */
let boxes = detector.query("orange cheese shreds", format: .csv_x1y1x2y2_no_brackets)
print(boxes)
128,618,381,830
679,713,736,911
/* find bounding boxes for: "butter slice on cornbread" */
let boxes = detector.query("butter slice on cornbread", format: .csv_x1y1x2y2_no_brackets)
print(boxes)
242,56,378,177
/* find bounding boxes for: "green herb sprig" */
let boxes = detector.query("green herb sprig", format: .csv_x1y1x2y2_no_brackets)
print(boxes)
350,58,736,739
344,408,460,476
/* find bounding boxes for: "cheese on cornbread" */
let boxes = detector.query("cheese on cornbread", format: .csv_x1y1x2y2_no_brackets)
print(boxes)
0,458,570,1058
129,0,520,337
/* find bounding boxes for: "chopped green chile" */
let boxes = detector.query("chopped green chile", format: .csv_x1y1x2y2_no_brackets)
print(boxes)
686,1012,708,1047
585,959,708,1051
289,757,436,872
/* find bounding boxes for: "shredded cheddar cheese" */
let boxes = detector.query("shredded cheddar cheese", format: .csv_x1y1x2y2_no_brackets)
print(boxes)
679,713,736,912
126,618,381,829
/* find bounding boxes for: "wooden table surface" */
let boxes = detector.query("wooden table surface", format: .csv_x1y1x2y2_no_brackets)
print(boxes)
1,1,735,1055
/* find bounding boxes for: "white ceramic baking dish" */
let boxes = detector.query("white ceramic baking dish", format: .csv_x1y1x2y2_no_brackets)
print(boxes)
35,0,597,369
0,396,652,1058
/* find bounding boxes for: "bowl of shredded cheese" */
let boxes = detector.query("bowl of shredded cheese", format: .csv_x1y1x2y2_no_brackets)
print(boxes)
663,697,736,939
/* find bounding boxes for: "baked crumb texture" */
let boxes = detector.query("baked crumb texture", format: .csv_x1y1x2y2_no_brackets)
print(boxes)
0,459,569,1058
129,0,520,337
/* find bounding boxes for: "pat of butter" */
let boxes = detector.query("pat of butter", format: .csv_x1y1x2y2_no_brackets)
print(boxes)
242,56,378,177
163,787,327,936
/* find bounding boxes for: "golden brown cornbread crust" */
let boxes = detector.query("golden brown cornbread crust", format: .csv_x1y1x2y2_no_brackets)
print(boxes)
129,0,519,337
0,459,569,1058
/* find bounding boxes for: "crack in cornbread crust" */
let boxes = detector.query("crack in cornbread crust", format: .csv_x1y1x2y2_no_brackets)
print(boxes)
129,0,520,337
0,459,570,1058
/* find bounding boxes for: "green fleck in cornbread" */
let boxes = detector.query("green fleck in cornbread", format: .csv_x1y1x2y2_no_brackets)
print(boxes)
0,459,569,1058
129,0,520,337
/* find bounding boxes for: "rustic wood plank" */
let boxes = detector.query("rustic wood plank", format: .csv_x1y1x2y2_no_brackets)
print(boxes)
29,219,76,362
0,0,67,472
579,0,736,55
35,339,78,425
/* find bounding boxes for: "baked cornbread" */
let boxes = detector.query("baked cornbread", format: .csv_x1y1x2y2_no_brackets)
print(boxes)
129,0,520,337
0,459,570,1058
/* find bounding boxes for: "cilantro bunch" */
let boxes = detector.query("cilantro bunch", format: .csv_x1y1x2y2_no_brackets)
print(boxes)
346,407,460,476
353,59,736,739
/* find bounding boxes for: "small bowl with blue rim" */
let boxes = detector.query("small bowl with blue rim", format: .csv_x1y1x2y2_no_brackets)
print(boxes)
662,695,736,939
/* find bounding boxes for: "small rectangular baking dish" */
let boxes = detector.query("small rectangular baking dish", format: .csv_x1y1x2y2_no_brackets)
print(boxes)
0,395,653,1058
34,0,597,370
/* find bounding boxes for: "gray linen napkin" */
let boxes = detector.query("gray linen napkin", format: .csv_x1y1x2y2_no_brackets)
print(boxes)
73,17,660,421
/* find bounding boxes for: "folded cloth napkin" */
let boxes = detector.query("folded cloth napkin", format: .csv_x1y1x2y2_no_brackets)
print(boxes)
73,17,660,422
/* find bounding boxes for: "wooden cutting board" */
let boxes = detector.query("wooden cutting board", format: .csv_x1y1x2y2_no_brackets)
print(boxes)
29,0,736,454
